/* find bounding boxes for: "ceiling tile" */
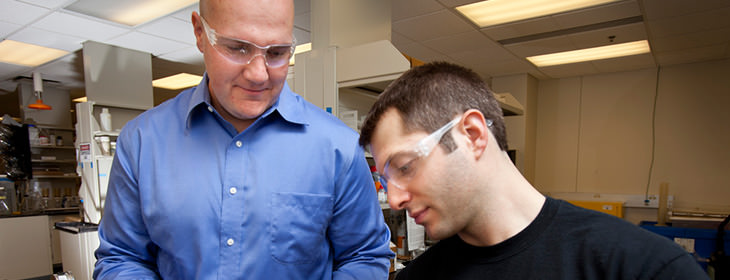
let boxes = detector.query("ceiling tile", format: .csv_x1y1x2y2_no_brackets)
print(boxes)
32,52,84,88
647,7,730,38
481,17,562,42
171,3,198,22
0,1,51,26
294,0,311,15
138,16,195,45
567,22,647,49
294,12,311,33
392,10,473,42
294,27,310,44
449,47,516,66
32,11,130,42
395,42,443,62
104,31,190,56
422,30,500,54
158,46,203,65
437,0,481,8
0,21,22,38
650,27,730,53
538,61,599,79
642,0,730,20
654,44,729,66
8,26,84,51
591,53,655,73
18,0,72,10
391,31,416,47
391,0,444,22
473,58,537,78
0,61,31,80
552,0,641,29
503,35,577,57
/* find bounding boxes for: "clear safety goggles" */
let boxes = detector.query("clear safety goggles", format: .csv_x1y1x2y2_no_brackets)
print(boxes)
201,17,295,68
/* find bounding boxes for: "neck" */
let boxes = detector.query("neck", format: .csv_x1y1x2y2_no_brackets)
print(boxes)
458,151,546,247
209,91,255,133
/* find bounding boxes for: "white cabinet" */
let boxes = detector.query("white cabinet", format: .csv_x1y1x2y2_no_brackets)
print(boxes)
74,102,144,224
293,40,411,129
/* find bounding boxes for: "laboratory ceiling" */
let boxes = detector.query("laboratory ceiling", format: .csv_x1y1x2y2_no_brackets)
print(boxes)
0,0,729,97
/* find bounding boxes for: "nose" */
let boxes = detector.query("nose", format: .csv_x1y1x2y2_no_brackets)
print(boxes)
242,54,269,84
386,184,410,210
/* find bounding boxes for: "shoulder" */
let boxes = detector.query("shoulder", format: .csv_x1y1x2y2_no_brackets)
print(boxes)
124,88,195,130
548,198,702,277
281,90,361,147
116,88,195,148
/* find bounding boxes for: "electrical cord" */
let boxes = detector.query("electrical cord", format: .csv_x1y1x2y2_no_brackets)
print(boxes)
644,66,661,204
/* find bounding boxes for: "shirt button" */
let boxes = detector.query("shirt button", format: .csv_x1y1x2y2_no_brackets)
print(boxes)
207,106,213,112
235,141,242,147
229,187,237,195
227,238,234,246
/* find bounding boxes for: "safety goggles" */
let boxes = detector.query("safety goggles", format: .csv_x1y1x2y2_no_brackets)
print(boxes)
379,115,493,192
200,17,295,68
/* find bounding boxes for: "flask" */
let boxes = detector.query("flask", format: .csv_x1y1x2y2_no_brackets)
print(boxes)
100,108,112,131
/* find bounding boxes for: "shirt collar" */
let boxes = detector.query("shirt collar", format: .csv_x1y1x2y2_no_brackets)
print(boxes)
185,73,309,130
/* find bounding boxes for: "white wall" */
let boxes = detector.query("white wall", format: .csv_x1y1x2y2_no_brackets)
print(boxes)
492,74,538,181
534,58,730,211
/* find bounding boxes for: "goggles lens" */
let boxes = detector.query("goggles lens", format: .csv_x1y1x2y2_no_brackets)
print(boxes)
201,17,294,67
379,116,463,192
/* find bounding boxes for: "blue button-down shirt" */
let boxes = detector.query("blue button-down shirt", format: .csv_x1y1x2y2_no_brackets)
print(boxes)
94,74,393,279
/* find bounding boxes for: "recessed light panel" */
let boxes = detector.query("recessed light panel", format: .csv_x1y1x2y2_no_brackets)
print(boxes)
153,73,202,90
0,40,69,67
456,0,620,28
65,0,198,26
527,40,651,67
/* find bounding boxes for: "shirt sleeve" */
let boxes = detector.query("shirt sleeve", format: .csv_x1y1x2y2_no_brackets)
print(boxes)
329,143,395,279
93,128,161,279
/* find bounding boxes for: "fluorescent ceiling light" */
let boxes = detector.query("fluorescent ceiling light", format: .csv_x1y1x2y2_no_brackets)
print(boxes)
456,0,620,27
289,43,312,65
65,0,198,26
526,40,651,67
153,73,202,90
0,40,69,67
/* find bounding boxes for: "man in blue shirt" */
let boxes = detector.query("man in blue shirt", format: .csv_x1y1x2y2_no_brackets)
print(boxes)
93,0,393,279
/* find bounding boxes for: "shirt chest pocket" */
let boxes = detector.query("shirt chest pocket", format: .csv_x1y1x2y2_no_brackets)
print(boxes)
269,192,333,264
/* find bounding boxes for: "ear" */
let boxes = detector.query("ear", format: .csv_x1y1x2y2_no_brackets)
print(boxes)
460,109,489,160
191,12,205,53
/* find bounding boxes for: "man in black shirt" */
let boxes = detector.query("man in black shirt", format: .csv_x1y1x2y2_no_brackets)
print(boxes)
358,62,708,279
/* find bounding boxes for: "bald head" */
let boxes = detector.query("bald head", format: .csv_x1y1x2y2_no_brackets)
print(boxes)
200,0,294,23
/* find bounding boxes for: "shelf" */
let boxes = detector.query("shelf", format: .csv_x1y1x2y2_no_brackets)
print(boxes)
31,159,77,164
30,145,75,150
32,175,80,179
34,125,74,131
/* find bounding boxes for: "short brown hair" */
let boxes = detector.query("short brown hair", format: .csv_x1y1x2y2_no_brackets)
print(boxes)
359,61,508,152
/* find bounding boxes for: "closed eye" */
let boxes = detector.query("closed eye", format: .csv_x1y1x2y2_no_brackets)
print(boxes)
396,158,417,177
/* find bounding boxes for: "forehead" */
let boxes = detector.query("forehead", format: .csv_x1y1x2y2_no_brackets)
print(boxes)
207,0,293,43
370,109,426,170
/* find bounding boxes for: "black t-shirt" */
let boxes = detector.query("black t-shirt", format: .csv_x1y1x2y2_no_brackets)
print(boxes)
395,197,709,279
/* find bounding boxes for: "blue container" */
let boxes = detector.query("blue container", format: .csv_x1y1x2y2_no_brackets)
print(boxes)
640,221,730,271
